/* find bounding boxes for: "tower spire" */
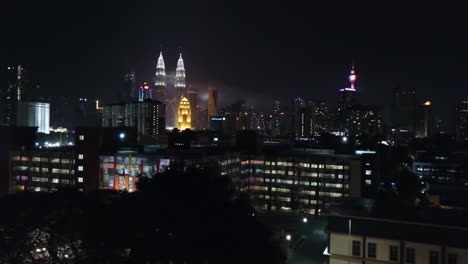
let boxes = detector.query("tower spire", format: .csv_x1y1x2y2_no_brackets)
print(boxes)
155,52,166,86
175,53,186,97
154,51,167,102
349,62,357,90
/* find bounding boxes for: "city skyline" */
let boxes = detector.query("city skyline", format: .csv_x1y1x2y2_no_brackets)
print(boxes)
2,2,467,126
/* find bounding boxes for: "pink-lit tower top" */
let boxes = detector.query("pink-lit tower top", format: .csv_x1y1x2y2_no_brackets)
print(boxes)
348,64,357,90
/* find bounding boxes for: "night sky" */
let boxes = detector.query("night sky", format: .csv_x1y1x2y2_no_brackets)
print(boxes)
2,1,468,126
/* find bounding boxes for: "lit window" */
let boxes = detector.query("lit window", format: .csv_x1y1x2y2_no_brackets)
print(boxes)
78,177,83,183
79,135,85,141
78,154,84,160
52,178,59,183
365,170,372,175
78,166,84,171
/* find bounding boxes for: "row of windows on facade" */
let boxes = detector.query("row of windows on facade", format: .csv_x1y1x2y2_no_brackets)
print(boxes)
13,167,75,174
351,241,458,264
243,160,349,170
252,193,343,202
12,157,75,163
249,181,348,189
15,176,83,184
246,171,350,179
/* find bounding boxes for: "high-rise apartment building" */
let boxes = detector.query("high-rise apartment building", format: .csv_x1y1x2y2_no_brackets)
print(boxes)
456,101,468,143
16,102,50,134
102,99,166,139
272,101,281,136
1,65,27,126
313,101,329,135
349,105,383,137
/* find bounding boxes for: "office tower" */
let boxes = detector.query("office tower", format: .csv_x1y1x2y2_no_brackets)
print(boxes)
208,86,218,120
16,102,50,134
272,101,281,136
188,88,198,129
1,65,27,126
175,54,186,127
177,97,191,130
313,101,329,135
391,86,417,133
348,105,383,137
456,101,468,143
102,100,165,138
154,52,166,102
175,54,186,101
198,107,208,130
122,71,136,102
139,82,152,101
415,101,433,138
336,65,357,135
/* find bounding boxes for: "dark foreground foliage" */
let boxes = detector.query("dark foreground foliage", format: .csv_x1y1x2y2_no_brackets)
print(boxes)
0,166,286,263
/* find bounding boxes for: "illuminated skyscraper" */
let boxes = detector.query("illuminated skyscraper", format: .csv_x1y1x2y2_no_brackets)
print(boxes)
154,52,166,102
456,101,468,143
336,64,357,135
208,86,218,120
175,54,186,101
177,97,191,130
174,54,186,128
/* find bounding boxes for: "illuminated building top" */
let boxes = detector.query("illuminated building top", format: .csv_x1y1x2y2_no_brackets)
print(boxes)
175,53,186,89
340,64,357,92
155,52,166,87
349,64,357,90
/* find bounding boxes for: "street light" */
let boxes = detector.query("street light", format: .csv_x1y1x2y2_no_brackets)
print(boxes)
286,234,291,241
302,217,308,223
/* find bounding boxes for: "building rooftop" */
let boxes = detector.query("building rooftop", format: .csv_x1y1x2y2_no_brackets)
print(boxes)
325,198,468,247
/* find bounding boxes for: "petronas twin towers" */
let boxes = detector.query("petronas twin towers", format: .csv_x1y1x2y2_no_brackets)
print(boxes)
153,52,187,128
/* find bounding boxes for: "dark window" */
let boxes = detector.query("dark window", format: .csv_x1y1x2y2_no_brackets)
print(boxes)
352,240,361,256
389,245,399,261
367,243,376,258
406,248,415,264
448,253,458,264
429,251,439,264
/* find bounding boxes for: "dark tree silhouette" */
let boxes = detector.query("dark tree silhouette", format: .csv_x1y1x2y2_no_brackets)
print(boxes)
0,165,286,264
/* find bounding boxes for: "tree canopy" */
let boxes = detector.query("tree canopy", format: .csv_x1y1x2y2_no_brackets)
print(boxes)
0,166,286,263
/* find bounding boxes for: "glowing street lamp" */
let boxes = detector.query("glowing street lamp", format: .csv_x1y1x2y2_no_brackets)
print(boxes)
302,217,308,223
286,234,292,241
